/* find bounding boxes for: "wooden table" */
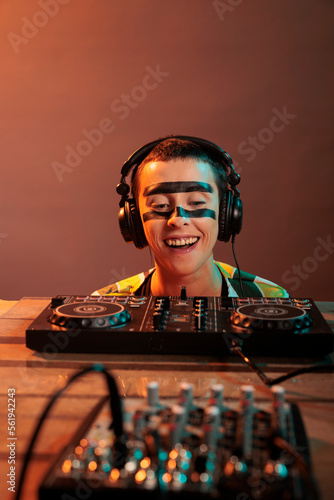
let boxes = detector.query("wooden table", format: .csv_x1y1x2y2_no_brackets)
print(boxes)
0,298,333,500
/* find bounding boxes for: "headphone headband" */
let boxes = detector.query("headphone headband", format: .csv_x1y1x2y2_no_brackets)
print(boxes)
116,135,243,248
117,135,240,199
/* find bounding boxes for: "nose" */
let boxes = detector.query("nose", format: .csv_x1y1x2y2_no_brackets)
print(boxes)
167,206,190,227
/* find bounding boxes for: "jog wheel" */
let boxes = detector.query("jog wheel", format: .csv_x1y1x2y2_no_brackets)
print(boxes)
49,302,131,329
230,304,312,331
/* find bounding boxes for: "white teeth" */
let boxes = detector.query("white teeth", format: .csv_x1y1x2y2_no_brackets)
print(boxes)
165,237,198,247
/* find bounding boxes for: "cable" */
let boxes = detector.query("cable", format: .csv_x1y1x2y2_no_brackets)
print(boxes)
273,436,320,500
231,234,245,297
232,345,334,386
15,364,123,500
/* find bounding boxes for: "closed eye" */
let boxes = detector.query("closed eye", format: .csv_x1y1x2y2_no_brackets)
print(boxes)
189,200,206,207
152,203,170,211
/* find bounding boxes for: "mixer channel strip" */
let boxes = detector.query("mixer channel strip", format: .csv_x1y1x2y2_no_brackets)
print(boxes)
39,382,319,500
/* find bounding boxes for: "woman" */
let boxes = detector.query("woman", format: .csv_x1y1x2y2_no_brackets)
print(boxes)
93,136,288,298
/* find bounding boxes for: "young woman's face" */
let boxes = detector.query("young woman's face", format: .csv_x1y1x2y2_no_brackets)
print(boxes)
137,158,220,278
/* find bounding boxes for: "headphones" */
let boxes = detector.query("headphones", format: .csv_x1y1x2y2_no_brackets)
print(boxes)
116,135,243,249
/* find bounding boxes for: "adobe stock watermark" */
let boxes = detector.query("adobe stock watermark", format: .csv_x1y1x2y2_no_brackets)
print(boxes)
281,234,334,292
108,267,128,287
7,0,71,54
221,105,296,176
51,64,169,183
237,106,296,163
213,0,244,21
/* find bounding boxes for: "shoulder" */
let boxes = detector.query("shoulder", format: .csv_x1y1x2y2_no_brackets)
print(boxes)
92,268,155,296
215,261,289,298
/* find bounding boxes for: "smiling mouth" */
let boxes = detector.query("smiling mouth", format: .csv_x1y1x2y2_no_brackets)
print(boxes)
164,237,199,248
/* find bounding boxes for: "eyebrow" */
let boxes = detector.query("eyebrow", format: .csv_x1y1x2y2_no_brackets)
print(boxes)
143,181,213,197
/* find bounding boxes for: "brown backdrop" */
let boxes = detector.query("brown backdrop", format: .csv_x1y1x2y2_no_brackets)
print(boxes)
1,0,333,300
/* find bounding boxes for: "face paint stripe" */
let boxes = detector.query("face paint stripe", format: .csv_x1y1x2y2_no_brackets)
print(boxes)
142,208,216,222
143,182,213,197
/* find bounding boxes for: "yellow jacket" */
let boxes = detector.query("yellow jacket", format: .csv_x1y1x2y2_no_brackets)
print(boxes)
92,261,289,298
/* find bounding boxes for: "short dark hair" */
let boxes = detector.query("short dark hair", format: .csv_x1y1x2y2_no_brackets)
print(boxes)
131,137,228,202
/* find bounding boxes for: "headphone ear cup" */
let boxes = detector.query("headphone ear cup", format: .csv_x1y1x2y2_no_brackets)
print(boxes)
218,191,243,242
118,199,148,249
230,196,243,238
218,190,231,242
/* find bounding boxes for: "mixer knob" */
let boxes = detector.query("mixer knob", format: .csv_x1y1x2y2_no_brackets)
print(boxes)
194,299,207,331
153,311,165,330
271,386,287,440
178,382,193,410
154,297,170,310
147,381,159,407
51,296,65,308
240,385,254,460
162,297,170,310
170,405,186,447
203,406,220,448
193,297,208,308
194,311,206,331
210,384,224,408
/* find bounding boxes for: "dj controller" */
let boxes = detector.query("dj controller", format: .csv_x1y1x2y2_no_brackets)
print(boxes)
25,294,333,356
39,381,319,500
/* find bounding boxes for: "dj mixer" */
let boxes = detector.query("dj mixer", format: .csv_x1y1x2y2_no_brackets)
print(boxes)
25,295,333,356
39,381,319,500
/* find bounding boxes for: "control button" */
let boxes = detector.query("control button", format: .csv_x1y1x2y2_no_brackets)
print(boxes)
96,318,106,327
51,296,65,308
81,318,92,327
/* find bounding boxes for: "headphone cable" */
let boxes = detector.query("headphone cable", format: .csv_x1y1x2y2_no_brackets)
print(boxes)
231,234,245,297
231,345,333,386
15,364,123,500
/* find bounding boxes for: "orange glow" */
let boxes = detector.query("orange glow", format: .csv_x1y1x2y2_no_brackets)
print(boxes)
110,468,120,482
75,446,83,455
140,457,151,469
265,462,275,475
94,447,102,456
162,472,172,483
88,461,97,472
224,461,235,476
62,460,72,473
169,449,178,460
191,471,200,483
80,439,88,447
99,439,107,447
167,459,176,470
135,469,147,483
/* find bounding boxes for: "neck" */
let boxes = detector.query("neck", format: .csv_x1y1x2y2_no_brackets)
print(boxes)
150,258,222,297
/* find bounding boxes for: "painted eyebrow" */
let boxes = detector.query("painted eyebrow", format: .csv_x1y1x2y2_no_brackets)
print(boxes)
143,181,213,197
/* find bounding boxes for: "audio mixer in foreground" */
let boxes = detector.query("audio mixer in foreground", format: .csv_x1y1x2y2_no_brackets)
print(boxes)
25,295,333,356
39,381,319,500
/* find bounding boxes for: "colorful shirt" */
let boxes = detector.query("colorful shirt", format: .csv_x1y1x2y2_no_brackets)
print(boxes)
92,261,289,298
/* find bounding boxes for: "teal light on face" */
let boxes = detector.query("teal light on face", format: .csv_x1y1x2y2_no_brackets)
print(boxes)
134,449,143,460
